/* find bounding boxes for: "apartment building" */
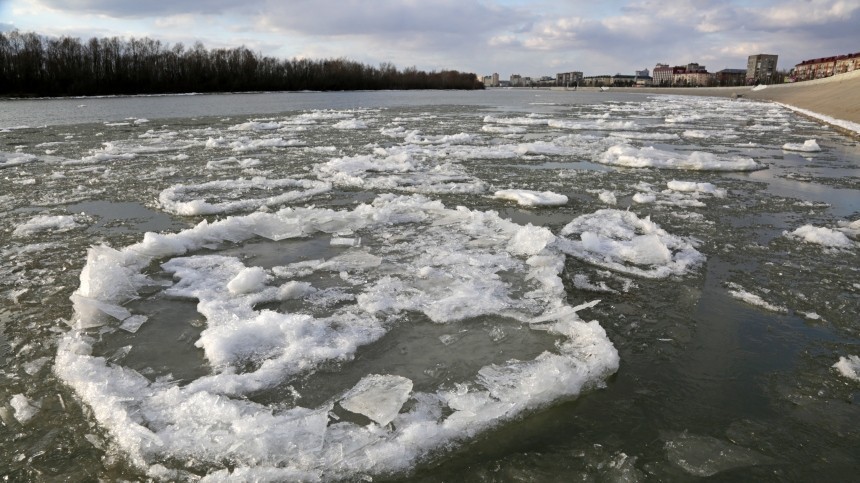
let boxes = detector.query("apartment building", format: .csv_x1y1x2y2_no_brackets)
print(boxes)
653,63,711,86
556,71,584,87
794,52,860,81
747,54,778,84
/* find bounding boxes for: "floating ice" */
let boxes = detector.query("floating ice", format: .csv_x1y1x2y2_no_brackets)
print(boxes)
333,119,369,129
12,214,83,237
782,139,821,152
557,209,705,278
785,225,854,248
665,432,774,477
483,114,550,125
205,157,262,170
56,194,618,480
833,355,860,382
666,180,727,198
314,150,486,194
227,266,268,295
158,177,332,215
549,119,638,131
726,283,788,313
494,189,568,207
339,374,413,425
229,121,282,131
598,190,617,205
0,151,37,168
600,144,762,171
9,394,39,424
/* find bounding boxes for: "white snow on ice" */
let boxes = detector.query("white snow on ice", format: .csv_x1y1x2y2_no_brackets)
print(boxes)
557,209,705,279
600,144,762,171
785,225,854,248
782,139,821,152
158,177,332,215
833,355,860,382
493,189,568,207
57,194,619,480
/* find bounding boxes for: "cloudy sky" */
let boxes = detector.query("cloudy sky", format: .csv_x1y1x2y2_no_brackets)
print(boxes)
1,0,858,78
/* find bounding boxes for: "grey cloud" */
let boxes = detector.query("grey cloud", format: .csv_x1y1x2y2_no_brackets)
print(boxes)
35,0,242,17
258,0,529,36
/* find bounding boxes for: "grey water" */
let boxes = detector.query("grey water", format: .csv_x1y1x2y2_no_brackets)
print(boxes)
1,89,858,481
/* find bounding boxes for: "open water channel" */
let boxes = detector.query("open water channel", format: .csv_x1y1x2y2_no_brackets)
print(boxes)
0,89,858,481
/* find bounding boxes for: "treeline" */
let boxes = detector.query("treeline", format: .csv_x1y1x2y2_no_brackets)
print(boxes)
0,31,483,97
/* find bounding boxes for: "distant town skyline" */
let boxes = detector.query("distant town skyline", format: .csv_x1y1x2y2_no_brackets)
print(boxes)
1,0,858,79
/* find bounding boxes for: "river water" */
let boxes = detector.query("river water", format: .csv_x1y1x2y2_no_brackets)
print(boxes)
0,90,858,481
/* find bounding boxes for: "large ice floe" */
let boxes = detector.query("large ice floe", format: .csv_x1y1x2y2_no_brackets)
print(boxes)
833,355,860,382
313,148,487,194
56,194,618,481
493,189,568,207
784,224,855,249
158,177,332,215
556,209,705,279
0,151,38,168
600,144,762,171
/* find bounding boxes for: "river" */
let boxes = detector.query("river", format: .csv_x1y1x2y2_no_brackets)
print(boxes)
1,89,858,481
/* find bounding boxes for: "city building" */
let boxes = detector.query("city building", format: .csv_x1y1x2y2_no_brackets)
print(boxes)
794,52,860,81
556,71,583,87
653,63,711,86
747,54,778,84
714,68,747,86
510,74,523,87
652,63,674,86
481,73,500,87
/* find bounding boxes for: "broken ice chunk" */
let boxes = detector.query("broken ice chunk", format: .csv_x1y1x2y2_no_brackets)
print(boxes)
227,266,268,295
119,315,148,333
10,394,40,424
330,236,360,247
339,374,413,426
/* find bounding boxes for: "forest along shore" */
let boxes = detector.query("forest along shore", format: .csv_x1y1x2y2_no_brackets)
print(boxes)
613,70,860,134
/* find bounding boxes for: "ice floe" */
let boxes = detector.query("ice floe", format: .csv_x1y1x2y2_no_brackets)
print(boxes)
493,189,568,207
313,150,486,194
56,194,619,480
785,225,854,248
782,139,821,152
12,214,85,237
557,209,705,278
726,283,788,313
600,144,762,171
833,355,860,382
0,152,37,168
158,177,332,215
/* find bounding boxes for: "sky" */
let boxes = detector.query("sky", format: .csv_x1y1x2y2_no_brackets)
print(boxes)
1,0,858,79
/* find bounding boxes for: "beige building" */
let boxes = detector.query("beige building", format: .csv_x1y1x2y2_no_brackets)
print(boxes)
747,54,778,84
556,71,583,87
794,52,860,81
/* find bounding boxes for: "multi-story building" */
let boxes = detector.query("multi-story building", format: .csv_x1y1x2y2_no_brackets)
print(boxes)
653,63,711,86
653,63,673,86
747,54,778,84
794,52,860,81
714,68,747,86
481,73,501,87
556,71,584,87
510,74,522,87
